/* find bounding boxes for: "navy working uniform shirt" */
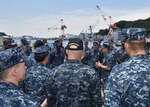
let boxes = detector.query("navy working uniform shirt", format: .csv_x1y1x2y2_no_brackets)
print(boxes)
0,82,40,107
21,63,51,104
101,50,115,83
47,60,101,107
50,47,65,68
81,47,91,65
105,54,150,107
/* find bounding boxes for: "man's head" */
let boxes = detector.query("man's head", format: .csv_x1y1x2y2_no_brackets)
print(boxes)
84,41,88,48
21,38,31,52
101,41,110,54
93,41,98,50
0,48,25,84
3,39,13,49
34,46,49,64
55,40,62,49
123,31,146,56
108,39,113,48
66,38,84,60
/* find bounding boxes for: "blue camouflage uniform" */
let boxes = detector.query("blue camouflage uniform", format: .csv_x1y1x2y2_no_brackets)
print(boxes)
21,46,51,104
0,48,40,107
101,42,116,83
105,30,150,107
88,46,103,70
47,60,101,107
81,42,91,65
47,38,101,107
0,82,40,107
50,47,65,69
113,47,129,64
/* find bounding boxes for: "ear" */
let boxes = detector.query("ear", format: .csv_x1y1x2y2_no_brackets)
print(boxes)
45,54,49,63
11,67,18,77
124,42,129,50
81,51,85,60
66,49,69,55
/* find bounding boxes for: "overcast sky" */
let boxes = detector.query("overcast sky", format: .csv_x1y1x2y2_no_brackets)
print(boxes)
0,0,150,38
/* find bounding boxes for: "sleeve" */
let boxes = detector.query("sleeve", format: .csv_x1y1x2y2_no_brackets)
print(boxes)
89,70,102,107
47,71,57,107
105,55,115,68
104,68,121,107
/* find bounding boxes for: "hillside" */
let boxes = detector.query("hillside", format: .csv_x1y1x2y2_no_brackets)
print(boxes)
97,17,150,37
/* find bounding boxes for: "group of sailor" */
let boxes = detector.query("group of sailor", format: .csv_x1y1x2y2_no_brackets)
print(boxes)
0,29,149,107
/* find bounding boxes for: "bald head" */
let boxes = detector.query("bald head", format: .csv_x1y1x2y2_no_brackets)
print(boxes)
66,45,84,60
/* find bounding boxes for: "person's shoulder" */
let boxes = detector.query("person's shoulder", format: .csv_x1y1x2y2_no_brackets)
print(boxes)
0,86,40,107
110,60,130,76
17,92,40,107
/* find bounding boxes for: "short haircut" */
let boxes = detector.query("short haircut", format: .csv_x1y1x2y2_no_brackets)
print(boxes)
126,40,146,51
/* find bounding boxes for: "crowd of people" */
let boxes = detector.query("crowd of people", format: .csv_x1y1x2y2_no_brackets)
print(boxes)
0,29,149,107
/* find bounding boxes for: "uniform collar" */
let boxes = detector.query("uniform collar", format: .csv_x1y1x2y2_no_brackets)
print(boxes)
0,82,18,89
65,59,81,63
130,54,148,60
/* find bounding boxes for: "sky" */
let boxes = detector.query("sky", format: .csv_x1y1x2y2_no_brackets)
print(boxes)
0,0,150,38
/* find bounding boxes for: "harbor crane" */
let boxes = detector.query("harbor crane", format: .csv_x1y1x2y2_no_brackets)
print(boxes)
96,5,117,38
48,19,67,39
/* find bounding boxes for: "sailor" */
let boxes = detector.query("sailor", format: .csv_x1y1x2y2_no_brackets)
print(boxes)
104,31,150,107
50,40,65,68
81,41,91,65
20,46,51,104
0,48,40,107
96,41,115,84
88,41,103,70
47,38,101,107
20,38,32,56
20,40,45,68
0,39,13,52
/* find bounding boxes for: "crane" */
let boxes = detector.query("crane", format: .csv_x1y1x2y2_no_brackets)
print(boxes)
48,19,67,39
83,19,101,38
96,5,117,38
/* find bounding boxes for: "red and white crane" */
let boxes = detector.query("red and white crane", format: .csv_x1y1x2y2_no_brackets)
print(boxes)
48,19,67,39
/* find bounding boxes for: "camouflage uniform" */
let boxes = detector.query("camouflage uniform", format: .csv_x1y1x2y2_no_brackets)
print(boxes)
19,49,36,68
88,49,103,70
50,47,65,68
47,60,101,107
0,82,40,107
0,48,40,107
81,46,91,65
113,47,129,64
101,50,115,83
22,63,51,104
105,30,150,107
105,55,150,107
20,46,51,104
0,47,4,52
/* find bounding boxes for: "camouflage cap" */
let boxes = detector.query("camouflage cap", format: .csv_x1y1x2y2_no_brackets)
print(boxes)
123,31,145,42
34,40,44,48
21,38,30,46
34,46,49,57
0,48,23,72
3,39,12,46
102,41,110,49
